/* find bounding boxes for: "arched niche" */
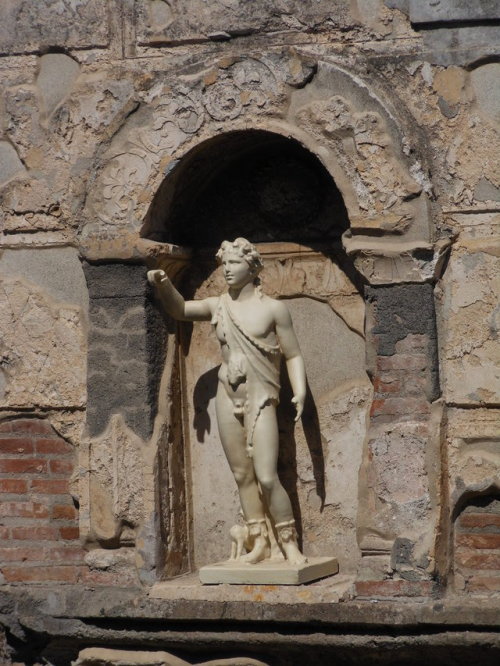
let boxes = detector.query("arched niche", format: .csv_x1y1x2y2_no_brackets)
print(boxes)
144,129,372,576
78,51,443,586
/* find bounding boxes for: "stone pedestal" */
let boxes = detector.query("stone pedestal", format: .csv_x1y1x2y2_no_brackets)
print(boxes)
199,557,339,585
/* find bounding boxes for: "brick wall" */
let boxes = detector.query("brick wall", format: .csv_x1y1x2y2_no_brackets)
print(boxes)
370,333,432,423
356,283,441,592
454,496,500,594
367,283,440,425
0,418,85,584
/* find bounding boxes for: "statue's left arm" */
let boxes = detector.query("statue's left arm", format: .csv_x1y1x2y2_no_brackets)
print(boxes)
273,301,306,422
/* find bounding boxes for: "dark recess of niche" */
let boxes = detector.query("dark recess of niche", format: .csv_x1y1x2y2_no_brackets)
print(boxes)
141,129,349,247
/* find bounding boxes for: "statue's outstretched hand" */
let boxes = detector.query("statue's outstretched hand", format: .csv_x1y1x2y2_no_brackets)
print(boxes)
147,269,166,286
291,395,304,422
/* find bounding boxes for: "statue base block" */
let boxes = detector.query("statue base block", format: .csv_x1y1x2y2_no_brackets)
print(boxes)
199,556,339,585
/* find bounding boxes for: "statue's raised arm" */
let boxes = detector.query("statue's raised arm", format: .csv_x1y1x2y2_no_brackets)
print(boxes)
147,269,215,321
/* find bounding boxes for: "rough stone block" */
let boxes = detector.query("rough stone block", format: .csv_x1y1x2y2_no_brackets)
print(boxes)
135,0,351,46
409,0,500,24
422,25,500,66
439,243,499,405
0,141,26,185
471,63,500,128
0,0,110,54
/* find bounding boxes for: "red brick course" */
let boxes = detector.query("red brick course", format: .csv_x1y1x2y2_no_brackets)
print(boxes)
0,546,84,563
0,479,28,494
59,526,80,540
376,354,428,371
0,419,54,435
51,504,78,520
49,460,74,475
456,533,500,549
10,526,60,540
369,331,434,427
0,459,48,474
0,439,34,454
0,501,49,519
456,552,500,569
2,565,80,583
460,513,500,529
355,580,435,599
0,418,85,584
35,438,73,454
30,479,70,494
454,499,500,594
467,576,500,592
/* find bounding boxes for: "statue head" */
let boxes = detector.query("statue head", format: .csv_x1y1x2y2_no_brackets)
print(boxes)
216,238,264,283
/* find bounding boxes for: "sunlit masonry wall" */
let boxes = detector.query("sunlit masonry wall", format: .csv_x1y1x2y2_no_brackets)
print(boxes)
0,1,499,665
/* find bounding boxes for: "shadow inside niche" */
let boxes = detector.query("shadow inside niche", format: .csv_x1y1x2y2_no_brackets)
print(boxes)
142,129,349,246
192,365,219,443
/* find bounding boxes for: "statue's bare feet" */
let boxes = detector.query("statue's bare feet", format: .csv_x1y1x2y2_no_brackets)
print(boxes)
269,543,285,562
282,541,308,566
241,535,268,564
276,520,307,566
241,519,269,564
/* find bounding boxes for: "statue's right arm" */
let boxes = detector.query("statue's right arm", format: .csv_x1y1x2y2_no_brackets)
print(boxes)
147,269,215,322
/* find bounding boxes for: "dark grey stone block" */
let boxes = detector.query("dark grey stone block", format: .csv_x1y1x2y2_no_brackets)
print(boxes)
385,0,409,15
422,25,500,66
84,263,168,440
366,284,437,355
475,177,500,202
410,0,500,24
392,537,414,567
366,283,440,401
84,263,147,300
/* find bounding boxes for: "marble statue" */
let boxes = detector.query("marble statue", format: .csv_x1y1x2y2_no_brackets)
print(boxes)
148,238,338,583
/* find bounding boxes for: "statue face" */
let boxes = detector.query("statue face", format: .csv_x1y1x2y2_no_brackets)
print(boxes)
221,252,254,288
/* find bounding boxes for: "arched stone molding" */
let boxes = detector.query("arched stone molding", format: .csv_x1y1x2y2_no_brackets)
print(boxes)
78,50,437,274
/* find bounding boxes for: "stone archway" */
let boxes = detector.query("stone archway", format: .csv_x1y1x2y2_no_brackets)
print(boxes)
78,50,445,586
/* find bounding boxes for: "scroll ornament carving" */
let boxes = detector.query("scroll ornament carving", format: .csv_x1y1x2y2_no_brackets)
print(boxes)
203,58,278,121
85,57,280,232
296,95,422,227
89,87,204,229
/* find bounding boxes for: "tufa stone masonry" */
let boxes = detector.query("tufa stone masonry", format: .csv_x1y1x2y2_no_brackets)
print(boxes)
0,1,499,664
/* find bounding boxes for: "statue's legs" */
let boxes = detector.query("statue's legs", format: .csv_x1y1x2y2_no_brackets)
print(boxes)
216,385,306,565
251,404,293,524
252,405,307,565
216,384,268,563
215,385,265,515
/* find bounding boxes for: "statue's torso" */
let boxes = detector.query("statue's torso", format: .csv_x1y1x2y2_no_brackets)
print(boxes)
213,293,281,404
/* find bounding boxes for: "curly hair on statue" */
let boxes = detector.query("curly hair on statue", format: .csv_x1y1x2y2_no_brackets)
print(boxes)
215,238,264,277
